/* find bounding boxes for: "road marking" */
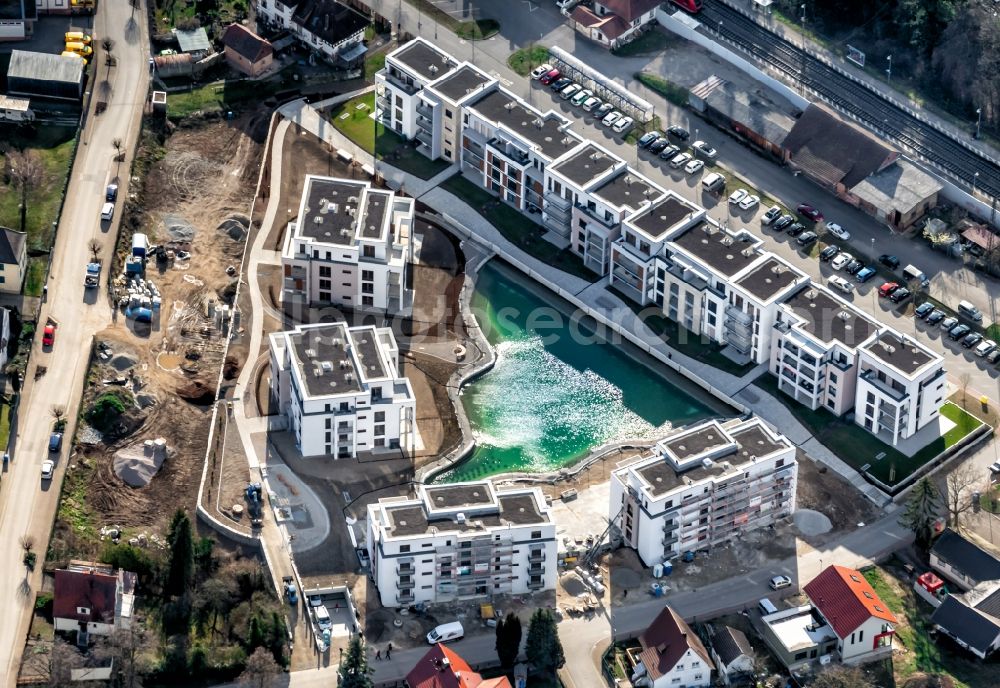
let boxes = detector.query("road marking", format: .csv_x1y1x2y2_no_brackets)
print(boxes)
522,0,539,11
490,71,513,87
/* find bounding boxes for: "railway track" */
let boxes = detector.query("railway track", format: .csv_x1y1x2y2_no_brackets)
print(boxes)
700,1,1000,202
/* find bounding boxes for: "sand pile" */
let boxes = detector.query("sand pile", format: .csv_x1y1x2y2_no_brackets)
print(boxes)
113,438,171,488
794,509,833,536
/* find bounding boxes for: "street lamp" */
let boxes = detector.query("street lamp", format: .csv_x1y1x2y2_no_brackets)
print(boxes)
976,108,982,140
886,55,892,83
973,171,980,196
800,4,806,28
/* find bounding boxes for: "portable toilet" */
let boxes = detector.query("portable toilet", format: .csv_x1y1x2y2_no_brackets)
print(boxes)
662,561,673,576
125,255,143,275
131,233,149,258
653,564,663,578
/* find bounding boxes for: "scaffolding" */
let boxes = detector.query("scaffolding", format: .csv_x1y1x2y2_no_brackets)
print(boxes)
547,46,656,123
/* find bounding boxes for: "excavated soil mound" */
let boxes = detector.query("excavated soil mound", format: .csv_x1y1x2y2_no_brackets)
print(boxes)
110,353,139,371
223,356,240,380
793,509,833,536
176,380,215,405
114,441,171,488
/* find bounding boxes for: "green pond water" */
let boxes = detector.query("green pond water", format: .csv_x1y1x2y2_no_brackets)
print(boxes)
437,261,715,482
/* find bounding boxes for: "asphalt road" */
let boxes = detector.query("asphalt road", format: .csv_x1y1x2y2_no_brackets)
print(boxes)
0,2,148,684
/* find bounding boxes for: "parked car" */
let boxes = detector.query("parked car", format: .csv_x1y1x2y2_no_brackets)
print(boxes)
612,116,634,133
648,138,670,154
925,309,946,325
531,63,553,80
41,460,54,481
593,102,614,118
42,325,55,347
769,575,792,590
691,140,717,160
667,125,690,140
106,184,118,202
570,88,593,106
830,253,853,270
49,432,62,452
728,188,748,205
101,202,115,221
990,461,1000,473
962,332,984,348
879,282,900,297
787,223,806,237
762,206,782,225
975,340,997,357
658,144,681,160
889,287,911,303
940,316,959,331
819,245,840,262
949,323,971,340
879,254,901,269
549,77,571,90
539,69,561,84
845,259,864,275
637,131,661,148
825,222,850,240
987,349,1000,364
797,231,818,246
669,152,692,168
284,581,298,605
684,159,704,175
773,215,794,231
829,275,853,294
581,96,601,112
601,111,622,127
914,302,935,319
559,84,581,100
796,203,824,222
855,266,877,283
738,194,760,211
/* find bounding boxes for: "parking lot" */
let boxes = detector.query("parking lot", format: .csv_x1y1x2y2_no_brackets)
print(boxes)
0,15,94,58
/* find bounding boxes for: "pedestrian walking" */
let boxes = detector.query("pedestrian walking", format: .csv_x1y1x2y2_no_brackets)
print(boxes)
386,645,392,660
623,589,628,599
375,649,381,661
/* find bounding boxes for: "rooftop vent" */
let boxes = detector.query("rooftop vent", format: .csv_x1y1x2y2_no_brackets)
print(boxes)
504,102,516,110
838,311,851,321
332,338,342,348
320,361,333,373
456,513,466,523
805,289,817,300
304,348,317,358
429,64,439,74
702,458,714,468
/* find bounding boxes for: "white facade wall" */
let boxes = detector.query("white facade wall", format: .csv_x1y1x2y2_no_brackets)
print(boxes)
54,618,115,636
0,21,28,40
835,615,895,664
646,647,712,688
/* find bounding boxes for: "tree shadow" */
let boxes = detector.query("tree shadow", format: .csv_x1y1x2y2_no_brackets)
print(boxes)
124,16,140,45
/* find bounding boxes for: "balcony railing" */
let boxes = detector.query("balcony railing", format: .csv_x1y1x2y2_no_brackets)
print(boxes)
382,70,419,96
528,551,546,564
416,102,432,118
527,578,545,590
860,369,909,403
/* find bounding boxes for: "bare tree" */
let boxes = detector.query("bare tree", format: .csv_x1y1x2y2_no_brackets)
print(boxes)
102,37,115,77
51,404,66,422
959,372,972,406
238,647,281,688
947,463,983,528
129,0,140,17
811,665,870,688
5,149,43,234
112,138,123,161
95,624,149,688
47,638,84,688
19,534,35,552
88,240,101,263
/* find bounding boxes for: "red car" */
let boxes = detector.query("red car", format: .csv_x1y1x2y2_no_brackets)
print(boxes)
796,203,824,222
539,69,560,85
878,282,900,298
42,325,55,347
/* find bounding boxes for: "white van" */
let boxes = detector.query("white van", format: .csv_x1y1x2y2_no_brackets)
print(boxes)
758,597,779,616
314,605,332,631
427,621,464,644
958,300,983,322
903,264,929,288
101,202,115,221
702,172,725,193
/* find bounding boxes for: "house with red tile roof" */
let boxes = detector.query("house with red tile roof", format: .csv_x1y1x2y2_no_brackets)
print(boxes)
567,0,663,50
405,644,512,688
632,606,712,687
221,24,273,77
803,565,897,664
53,560,136,644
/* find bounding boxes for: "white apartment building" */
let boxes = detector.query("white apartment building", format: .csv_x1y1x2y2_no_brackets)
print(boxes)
543,140,628,240
855,330,946,445
281,175,413,313
254,0,368,63
367,482,556,607
411,62,494,162
269,322,415,458
375,38,459,141
610,417,797,566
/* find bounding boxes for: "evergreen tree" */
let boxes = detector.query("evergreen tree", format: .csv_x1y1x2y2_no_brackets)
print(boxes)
899,477,941,549
495,612,522,669
525,609,564,675
269,610,287,667
165,509,194,596
247,615,266,653
337,635,373,688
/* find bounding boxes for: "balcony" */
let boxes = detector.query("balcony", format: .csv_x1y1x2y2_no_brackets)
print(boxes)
527,578,545,590
416,129,431,146
584,253,606,275
860,369,909,403
543,214,570,235
416,102,432,118
397,590,415,604
376,95,390,111
528,550,546,564
487,138,530,166
382,70,419,96
397,564,413,575
662,533,678,547
544,191,571,213
575,202,616,229
398,578,415,589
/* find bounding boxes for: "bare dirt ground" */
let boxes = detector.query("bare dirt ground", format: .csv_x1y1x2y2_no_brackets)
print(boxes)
49,114,265,562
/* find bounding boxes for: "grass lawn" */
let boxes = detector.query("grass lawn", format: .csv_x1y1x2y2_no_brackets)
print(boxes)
455,18,500,40
0,397,11,453
441,174,597,282
862,564,986,688
0,125,77,253
328,93,451,180
23,257,47,298
166,79,281,119
153,0,247,33
614,296,755,376
635,72,689,106
612,30,677,57
364,51,386,81
755,373,984,487
507,46,550,76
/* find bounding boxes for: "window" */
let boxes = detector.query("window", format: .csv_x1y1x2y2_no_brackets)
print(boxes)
446,109,453,119
363,246,375,258
319,266,331,278
362,270,374,281
319,279,331,290
400,545,410,553
362,296,374,307
531,530,542,539
375,424,385,436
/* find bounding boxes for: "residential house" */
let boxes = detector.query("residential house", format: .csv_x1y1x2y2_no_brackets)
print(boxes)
53,561,136,643
546,140,628,241
610,417,797,566
6,49,84,101
221,23,274,76
0,226,27,294
930,528,1000,591
255,0,368,63
411,61,493,163
848,158,942,231
630,606,713,688
268,322,416,458
280,175,413,313
406,644,513,688
803,565,897,665
375,37,460,141
931,580,1000,660
568,0,663,50
759,605,837,670
0,0,35,40
367,482,556,608
710,625,755,685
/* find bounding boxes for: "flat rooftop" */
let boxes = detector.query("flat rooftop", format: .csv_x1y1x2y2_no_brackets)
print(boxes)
863,331,936,376
670,224,762,277
360,190,388,240
735,257,803,302
592,169,661,211
635,454,729,498
763,606,836,653
288,323,362,397
297,177,367,245
469,88,577,160
631,195,699,241
424,484,496,510
392,40,457,81
662,422,733,465
552,143,621,187
432,64,491,102
730,423,790,460
383,490,548,538
348,327,386,380
783,287,878,348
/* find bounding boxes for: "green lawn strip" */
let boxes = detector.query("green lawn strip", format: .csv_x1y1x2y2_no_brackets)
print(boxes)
612,293,754,376
0,398,11,452
23,256,47,297
0,126,76,252
635,72,689,106
612,30,677,57
166,79,280,119
507,46,550,76
364,51,386,81
329,92,377,151
455,19,500,40
624,115,663,145
441,174,596,282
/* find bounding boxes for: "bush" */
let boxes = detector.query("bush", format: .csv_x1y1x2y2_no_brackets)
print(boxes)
86,390,132,432
102,543,160,586
34,592,53,614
